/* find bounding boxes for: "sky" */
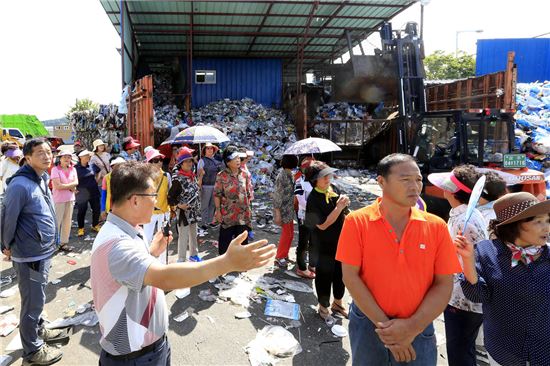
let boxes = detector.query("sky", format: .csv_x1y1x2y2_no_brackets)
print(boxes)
0,0,549,121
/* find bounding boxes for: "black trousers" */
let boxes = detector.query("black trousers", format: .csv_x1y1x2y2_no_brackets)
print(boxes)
315,253,345,308
76,195,100,229
218,225,249,255
296,220,317,271
444,304,483,366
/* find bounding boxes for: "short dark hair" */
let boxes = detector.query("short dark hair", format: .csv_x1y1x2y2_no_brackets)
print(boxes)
481,171,507,202
22,138,50,157
377,153,416,178
490,216,540,243
280,155,298,169
452,165,482,204
110,161,160,206
222,145,239,164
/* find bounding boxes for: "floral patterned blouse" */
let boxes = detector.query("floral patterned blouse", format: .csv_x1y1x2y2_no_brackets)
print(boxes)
273,169,295,224
447,204,489,313
214,168,252,229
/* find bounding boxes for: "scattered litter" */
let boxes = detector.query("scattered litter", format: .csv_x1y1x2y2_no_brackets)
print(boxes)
67,260,77,265
0,306,14,315
218,277,254,307
0,314,19,336
245,325,302,366
286,320,302,329
0,355,13,366
331,324,348,337
64,301,77,317
235,311,252,319
46,310,99,329
174,288,191,299
84,236,94,241
0,288,16,298
278,280,314,293
173,311,189,323
198,289,217,302
0,274,16,286
324,315,336,327
76,303,92,314
264,299,300,320
50,279,61,285
67,252,77,258
206,315,215,324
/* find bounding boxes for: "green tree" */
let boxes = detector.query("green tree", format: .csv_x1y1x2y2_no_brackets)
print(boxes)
424,50,476,80
66,98,99,118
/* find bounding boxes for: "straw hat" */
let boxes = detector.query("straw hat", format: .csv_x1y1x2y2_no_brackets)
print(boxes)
494,192,550,227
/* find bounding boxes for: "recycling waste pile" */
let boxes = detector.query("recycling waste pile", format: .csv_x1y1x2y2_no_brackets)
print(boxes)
152,71,187,146
189,98,297,219
311,102,391,146
515,81,550,197
69,104,126,152
515,82,550,170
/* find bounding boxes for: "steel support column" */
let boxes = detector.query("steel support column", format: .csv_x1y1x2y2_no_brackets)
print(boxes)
296,1,319,95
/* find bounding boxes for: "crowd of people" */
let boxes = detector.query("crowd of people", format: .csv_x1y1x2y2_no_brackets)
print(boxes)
0,136,549,366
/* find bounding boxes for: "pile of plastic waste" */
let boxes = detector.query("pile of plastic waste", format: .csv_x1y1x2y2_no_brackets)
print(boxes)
191,98,297,196
152,71,187,146
514,82,550,171
69,104,126,152
311,102,387,146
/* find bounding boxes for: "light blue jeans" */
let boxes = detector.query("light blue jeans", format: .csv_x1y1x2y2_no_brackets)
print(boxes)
349,302,437,366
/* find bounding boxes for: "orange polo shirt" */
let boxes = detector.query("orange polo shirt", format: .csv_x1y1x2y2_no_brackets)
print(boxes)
336,198,461,318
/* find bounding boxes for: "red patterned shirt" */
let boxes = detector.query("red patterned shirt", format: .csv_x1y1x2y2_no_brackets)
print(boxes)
214,168,252,228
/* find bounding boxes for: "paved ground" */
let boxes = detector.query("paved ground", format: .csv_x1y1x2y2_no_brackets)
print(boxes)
0,186,463,365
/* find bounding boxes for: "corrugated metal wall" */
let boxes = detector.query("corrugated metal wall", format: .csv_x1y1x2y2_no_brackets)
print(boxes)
476,39,550,82
187,58,282,108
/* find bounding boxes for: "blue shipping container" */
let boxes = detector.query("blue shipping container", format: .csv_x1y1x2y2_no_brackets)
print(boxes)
185,58,282,108
476,38,550,83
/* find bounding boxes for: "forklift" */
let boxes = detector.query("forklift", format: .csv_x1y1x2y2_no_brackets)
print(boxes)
305,21,545,218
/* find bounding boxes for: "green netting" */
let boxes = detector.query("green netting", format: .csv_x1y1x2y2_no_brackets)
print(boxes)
0,114,49,137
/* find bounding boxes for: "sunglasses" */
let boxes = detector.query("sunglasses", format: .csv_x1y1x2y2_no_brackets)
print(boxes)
149,158,162,164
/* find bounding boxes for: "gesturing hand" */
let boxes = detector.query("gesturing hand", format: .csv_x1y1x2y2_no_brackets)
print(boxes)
225,231,276,272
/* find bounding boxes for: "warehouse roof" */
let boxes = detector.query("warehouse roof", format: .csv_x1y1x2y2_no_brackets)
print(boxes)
100,0,417,71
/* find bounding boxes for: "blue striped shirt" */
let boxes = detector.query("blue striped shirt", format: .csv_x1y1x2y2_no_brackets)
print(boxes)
460,239,550,365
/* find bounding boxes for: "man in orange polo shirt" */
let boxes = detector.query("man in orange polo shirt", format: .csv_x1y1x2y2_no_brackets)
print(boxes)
336,154,461,365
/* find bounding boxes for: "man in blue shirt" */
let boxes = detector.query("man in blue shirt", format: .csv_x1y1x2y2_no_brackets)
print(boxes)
1,138,67,365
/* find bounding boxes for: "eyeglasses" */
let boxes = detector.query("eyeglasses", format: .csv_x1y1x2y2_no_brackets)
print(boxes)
149,158,162,164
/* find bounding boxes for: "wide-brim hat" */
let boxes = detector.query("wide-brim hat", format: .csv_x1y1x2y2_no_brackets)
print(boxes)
110,157,126,166
145,149,165,162
57,150,73,157
78,149,93,158
92,139,106,152
427,171,472,194
177,146,195,163
123,137,140,150
494,192,550,227
202,143,219,154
